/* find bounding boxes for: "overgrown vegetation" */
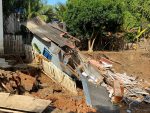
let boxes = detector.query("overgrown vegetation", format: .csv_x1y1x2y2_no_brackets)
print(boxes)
3,0,150,51
64,0,150,51
64,0,124,51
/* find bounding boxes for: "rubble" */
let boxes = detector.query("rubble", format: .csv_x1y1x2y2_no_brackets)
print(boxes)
0,69,37,94
78,53,150,109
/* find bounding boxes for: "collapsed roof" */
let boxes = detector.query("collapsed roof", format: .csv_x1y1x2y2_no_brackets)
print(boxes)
22,17,80,48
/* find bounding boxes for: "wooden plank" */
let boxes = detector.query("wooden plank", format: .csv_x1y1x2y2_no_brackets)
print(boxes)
0,93,51,113
0,108,25,113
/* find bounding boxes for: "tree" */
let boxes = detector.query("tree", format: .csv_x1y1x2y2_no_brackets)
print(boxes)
54,3,67,22
65,0,123,52
3,0,54,22
24,0,54,22
122,0,150,43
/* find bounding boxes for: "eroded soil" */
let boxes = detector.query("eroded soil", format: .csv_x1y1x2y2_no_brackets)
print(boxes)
29,73,96,113
1,40,150,113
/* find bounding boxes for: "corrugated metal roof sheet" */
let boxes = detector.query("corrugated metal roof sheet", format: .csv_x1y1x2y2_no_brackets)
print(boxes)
22,17,76,48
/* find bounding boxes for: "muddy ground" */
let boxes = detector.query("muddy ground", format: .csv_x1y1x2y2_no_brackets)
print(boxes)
29,72,96,113
0,41,150,113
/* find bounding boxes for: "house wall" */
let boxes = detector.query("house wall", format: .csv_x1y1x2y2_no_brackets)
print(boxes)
32,36,63,69
0,0,4,54
31,36,77,94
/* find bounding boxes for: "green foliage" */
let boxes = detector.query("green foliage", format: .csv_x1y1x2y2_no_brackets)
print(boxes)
142,0,150,21
124,32,136,43
135,24,150,42
65,0,123,40
124,0,150,28
122,0,150,43
54,3,67,22
22,0,54,22
64,0,150,48
123,11,139,31
3,0,54,22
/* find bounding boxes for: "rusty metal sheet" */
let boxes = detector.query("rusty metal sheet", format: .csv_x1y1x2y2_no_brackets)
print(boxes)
22,17,75,48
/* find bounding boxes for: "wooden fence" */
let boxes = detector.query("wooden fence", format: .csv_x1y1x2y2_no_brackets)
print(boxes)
4,34,24,55
24,44,33,62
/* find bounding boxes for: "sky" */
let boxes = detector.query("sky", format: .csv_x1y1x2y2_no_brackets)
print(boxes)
47,0,66,5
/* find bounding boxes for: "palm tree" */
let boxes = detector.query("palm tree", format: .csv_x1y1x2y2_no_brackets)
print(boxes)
54,3,67,22
25,0,54,22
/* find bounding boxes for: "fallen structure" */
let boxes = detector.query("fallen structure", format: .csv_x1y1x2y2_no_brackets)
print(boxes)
22,17,150,112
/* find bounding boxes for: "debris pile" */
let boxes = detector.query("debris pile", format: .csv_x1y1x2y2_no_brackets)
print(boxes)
0,69,37,94
105,70,150,104
79,54,150,106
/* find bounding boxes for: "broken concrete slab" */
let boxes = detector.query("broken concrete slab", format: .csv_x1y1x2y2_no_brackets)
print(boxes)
0,93,51,113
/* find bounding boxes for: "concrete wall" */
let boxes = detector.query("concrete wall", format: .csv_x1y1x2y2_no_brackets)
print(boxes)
0,0,4,54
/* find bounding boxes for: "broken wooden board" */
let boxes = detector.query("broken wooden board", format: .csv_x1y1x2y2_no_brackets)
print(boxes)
0,93,51,113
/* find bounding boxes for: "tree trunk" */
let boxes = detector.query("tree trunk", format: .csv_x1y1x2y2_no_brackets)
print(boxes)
88,38,96,52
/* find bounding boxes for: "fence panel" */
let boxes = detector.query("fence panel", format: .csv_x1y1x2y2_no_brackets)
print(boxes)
4,34,24,55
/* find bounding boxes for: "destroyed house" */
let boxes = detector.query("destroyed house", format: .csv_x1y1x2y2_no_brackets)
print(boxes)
22,17,80,94
22,17,120,113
